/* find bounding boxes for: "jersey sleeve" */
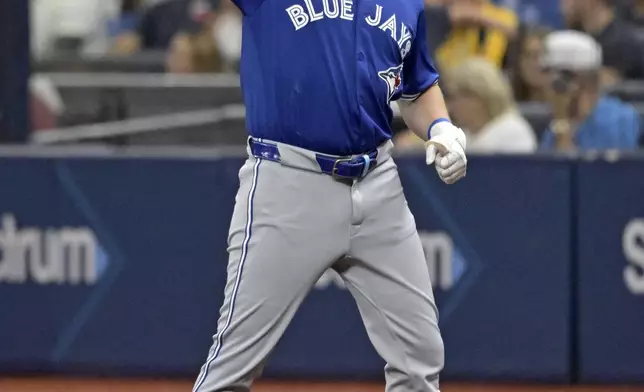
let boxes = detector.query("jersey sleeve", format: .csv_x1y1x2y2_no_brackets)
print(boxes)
401,10,440,101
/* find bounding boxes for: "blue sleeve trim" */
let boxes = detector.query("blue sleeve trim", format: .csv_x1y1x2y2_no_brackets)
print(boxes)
401,77,440,102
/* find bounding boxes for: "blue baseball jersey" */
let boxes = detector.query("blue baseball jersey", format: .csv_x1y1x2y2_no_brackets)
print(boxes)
234,0,440,156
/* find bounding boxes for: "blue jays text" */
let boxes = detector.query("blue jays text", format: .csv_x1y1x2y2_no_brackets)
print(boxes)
285,0,413,58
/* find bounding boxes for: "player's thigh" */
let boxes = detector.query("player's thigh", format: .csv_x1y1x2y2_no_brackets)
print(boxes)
342,224,443,382
226,157,352,308
345,223,439,335
348,158,437,310
345,160,442,368
198,159,354,392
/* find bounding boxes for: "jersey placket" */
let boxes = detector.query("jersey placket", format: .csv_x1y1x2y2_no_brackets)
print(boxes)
354,0,372,153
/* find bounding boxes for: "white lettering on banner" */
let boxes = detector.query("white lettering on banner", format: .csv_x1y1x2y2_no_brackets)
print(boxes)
623,219,644,295
285,1,412,57
0,214,98,285
418,231,454,291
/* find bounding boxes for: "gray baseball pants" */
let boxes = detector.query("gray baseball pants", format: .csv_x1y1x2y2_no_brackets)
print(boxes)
192,139,444,392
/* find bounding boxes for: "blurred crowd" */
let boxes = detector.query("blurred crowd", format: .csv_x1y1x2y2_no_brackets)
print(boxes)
31,0,241,72
395,0,644,152
29,0,644,152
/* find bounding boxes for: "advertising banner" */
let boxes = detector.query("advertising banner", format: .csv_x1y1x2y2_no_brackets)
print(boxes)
577,157,644,383
0,154,572,381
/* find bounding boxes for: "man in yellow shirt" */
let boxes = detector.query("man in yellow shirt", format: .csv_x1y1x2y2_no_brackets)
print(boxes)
425,0,519,71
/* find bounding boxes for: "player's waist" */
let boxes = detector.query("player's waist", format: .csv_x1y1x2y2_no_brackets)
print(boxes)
247,137,393,180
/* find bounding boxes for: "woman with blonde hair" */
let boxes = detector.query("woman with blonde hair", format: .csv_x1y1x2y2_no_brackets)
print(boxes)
445,58,536,153
395,58,536,153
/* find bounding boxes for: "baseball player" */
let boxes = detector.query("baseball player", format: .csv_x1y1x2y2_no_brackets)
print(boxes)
192,0,468,390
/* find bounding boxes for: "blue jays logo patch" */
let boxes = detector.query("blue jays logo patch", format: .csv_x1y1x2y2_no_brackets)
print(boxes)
378,64,403,102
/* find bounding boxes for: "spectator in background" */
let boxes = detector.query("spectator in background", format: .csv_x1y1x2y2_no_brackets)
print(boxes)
425,0,519,72
30,75,65,131
395,58,536,153
30,0,122,58
446,58,536,153
560,0,644,85
212,0,241,71
165,26,222,73
107,0,147,50
510,26,551,103
540,31,641,151
30,0,173,58
113,0,219,53
621,0,644,26
114,0,241,72
213,0,241,69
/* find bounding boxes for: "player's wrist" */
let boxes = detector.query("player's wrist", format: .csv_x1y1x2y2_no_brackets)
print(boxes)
426,120,467,153
427,118,451,140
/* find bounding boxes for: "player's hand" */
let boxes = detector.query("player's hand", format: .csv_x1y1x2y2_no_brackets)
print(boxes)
425,122,467,185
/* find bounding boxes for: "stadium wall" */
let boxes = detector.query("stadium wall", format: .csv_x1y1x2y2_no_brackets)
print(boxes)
0,152,642,383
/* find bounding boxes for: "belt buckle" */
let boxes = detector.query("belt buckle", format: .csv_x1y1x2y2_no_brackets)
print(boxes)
331,157,356,179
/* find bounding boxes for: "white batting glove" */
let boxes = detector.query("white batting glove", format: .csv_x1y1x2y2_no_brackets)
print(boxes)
425,121,467,184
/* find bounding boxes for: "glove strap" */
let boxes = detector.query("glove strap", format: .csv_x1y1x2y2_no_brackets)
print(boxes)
427,118,451,139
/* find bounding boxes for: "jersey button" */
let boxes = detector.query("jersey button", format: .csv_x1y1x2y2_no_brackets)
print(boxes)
357,52,365,61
